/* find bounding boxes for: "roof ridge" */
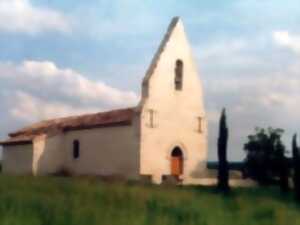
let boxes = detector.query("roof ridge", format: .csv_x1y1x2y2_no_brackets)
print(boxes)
9,107,136,137
142,17,180,86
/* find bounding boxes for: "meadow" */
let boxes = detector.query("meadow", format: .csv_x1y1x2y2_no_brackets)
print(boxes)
0,175,299,225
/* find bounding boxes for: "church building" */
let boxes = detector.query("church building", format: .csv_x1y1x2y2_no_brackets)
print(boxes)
0,17,208,184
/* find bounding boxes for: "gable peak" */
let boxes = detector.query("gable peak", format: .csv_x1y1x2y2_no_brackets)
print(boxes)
169,16,180,29
143,17,184,79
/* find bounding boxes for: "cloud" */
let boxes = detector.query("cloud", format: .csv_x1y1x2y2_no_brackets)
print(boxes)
273,31,300,54
0,60,138,109
205,63,300,160
10,91,100,123
0,60,139,132
0,0,71,34
196,37,270,78
195,33,300,160
200,39,247,58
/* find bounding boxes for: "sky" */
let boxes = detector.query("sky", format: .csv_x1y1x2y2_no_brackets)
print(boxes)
0,0,300,161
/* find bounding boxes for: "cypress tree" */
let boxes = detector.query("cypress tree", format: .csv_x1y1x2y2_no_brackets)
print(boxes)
278,142,289,192
217,108,230,192
292,134,300,200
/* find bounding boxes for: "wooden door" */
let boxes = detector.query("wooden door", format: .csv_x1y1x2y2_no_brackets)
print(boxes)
171,156,183,176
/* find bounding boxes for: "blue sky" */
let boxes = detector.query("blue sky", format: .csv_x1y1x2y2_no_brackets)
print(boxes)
0,0,300,160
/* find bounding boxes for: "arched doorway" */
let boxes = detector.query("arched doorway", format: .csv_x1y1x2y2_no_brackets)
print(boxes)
171,147,183,177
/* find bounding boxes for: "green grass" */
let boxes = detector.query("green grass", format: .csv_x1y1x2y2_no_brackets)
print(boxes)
0,176,299,225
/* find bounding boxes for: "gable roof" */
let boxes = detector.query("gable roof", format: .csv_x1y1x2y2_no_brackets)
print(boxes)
0,108,136,146
142,17,180,90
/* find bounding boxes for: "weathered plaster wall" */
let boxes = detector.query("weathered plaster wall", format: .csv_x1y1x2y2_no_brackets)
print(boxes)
63,124,140,178
33,134,65,175
139,18,208,184
2,144,33,175
2,123,140,178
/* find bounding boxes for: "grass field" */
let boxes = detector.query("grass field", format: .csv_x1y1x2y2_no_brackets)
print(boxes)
0,176,299,225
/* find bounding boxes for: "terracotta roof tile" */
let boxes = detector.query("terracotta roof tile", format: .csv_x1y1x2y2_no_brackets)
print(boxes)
1,108,136,146
0,135,34,146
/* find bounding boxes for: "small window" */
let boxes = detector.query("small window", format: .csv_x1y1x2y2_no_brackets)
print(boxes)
175,59,183,90
73,140,80,159
149,109,154,128
197,117,203,133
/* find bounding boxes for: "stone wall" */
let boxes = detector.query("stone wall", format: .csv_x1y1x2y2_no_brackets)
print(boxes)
138,18,208,184
2,144,33,174
63,125,140,179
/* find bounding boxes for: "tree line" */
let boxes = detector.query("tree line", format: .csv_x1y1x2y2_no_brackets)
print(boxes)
217,109,300,200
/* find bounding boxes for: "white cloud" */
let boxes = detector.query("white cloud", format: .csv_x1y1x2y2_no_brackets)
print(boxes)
0,60,139,108
196,37,267,76
0,60,139,123
195,33,300,160
205,65,300,160
0,0,70,34
273,31,300,54
10,91,100,122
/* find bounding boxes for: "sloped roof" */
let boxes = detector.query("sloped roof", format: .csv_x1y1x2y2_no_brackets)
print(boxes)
0,108,136,146
0,135,34,146
142,17,180,88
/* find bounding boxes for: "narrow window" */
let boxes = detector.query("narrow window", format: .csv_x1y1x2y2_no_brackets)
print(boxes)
147,109,155,128
175,59,183,90
197,117,203,133
73,140,80,159
149,109,154,128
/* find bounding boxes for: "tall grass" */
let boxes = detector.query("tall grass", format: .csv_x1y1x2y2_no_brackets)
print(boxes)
0,176,299,225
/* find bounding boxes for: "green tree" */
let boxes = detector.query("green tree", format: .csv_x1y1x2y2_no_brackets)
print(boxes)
277,141,289,192
292,134,300,200
217,108,230,192
244,127,287,185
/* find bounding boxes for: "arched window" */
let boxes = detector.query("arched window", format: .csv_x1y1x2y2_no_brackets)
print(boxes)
73,140,80,159
175,59,183,90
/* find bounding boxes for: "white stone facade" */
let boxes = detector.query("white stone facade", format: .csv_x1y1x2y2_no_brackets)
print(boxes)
138,18,207,184
1,17,208,185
